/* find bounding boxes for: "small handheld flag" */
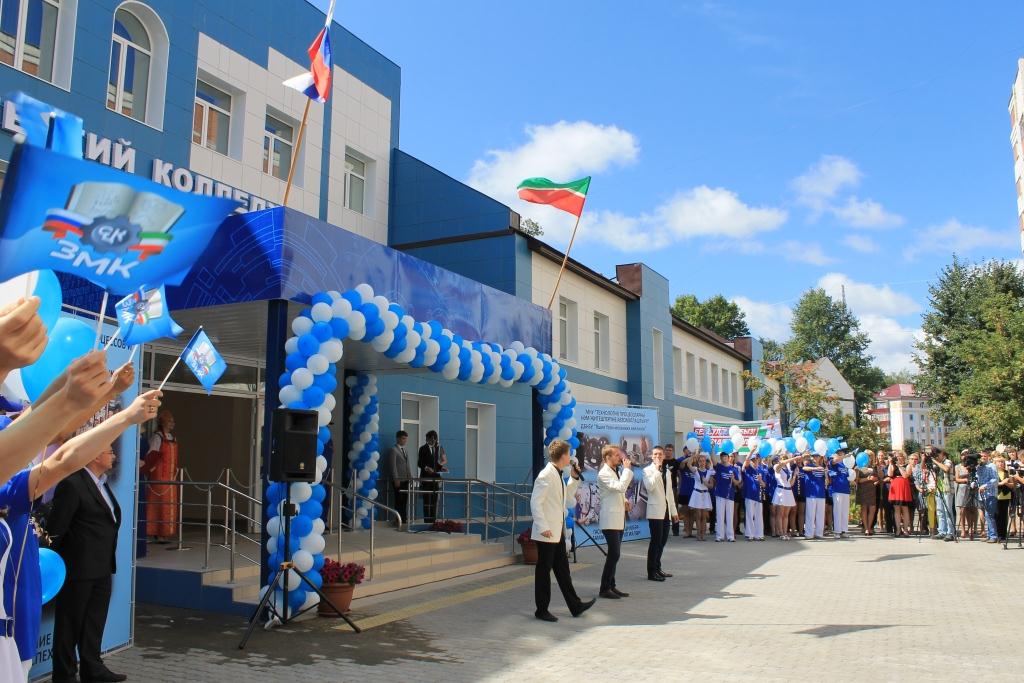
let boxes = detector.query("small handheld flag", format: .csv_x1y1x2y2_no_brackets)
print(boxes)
115,285,184,346
181,328,227,395
516,177,591,218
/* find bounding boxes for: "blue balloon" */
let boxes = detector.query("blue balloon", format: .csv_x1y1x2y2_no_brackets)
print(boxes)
318,426,331,442
312,485,326,502
856,453,870,468
784,437,797,454
361,517,372,529
341,290,362,309
759,442,773,458
301,500,323,519
278,371,292,388
316,440,325,455
290,515,314,538
32,270,62,333
313,372,337,394
312,554,325,571
21,317,95,402
266,482,285,504
686,431,698,441
39,548,66,604
311,321,333,342
329,317,350,340
306,569,324,590
302,386,325,408
807,418,821,434
287,588,307,612
365,318,385,339
701,435,713,452
720,440,735,455
568,436,580,450
297,334,320,357
360,302,380,324
285,352,306,372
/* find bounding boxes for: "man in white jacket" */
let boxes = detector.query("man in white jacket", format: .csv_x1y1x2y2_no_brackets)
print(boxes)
644,446,678,581
597,445,633,599
530,439,596,622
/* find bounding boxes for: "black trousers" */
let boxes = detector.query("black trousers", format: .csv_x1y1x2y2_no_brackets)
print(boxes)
709,495,716,532
647,518,668,576
535,534,581,614
393,483,408,523
600,529,623,592
763,500,773,535
997,498,1011,540
421,478,439,523
53,576,113,681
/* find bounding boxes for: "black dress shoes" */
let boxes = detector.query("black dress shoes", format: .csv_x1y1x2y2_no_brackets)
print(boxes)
658,570,673,578
535,611,558,622
599,590,620,599
83,671,128,683
612,588,630,597
647,574,666,582
571,598,596,617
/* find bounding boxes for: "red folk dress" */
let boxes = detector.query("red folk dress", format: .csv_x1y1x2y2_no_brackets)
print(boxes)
143,431,179,538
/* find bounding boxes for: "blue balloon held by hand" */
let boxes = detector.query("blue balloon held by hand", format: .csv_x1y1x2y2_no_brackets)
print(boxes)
32,270,62,333
39,548,66,604
856,453,870,468
720,440,734,455
21,316,95,402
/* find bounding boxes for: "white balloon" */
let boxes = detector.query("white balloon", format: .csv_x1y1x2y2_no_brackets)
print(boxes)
685,437,699,452
469,363,484,383
326,290,342,301
359,431,371,444
370,330,394,352
366,375,378,387
346,309,366,330
312,518,325,535
290,482,312,503
442,364,459,380
395,347,417,364
313,467,323,485
323,394,336,412
380,310,399,331
316,455,328,472
814,439,827,456
284,337,299,355
509,340,525,353
499,378,514,388
347,323,366,342
292,549,314,573
291,316,313,336
300,533,326,554
267,515,282,537
368,452,380,465
354,283,374,301
352,441,365,453
279,385,301,406
368,489,378,500
558,427,572,439
425,339,440,357
372,295,389,316
307,354,329,375
331,298,353,318
291,368,313,390
319,340,344,363
352,403,365,416
796,436,809,453
317,407,331,427
311,302,333,322
301,592,320,610
267,536,278,555
344,376,358,388
284,568,302,590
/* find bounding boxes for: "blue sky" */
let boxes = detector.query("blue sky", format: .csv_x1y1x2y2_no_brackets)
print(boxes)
313,1,1024,373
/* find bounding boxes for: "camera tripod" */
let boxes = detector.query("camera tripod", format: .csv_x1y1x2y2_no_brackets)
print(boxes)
239,485,360,649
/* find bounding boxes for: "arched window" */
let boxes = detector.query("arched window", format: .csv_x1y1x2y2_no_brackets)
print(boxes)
106,2,167,128
0,0,77,88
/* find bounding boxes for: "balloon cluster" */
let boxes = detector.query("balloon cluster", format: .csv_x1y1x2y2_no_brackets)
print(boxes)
263,473,329,615
346,373,379,529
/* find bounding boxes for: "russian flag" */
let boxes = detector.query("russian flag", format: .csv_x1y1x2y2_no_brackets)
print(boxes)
283,0,335,103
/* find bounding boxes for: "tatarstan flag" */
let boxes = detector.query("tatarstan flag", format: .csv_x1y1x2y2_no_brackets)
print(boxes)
516,176,591,217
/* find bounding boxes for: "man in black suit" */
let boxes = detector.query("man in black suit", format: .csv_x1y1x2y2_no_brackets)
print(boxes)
417,430,447,524
48,446,125,683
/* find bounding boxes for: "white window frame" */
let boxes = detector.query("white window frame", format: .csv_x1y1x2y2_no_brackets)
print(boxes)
557,297,578,363
721,368,729,406
193,78,232,156
711,363,720,403
686,352,696,396
400,392,438,466
593,311,609,372
0,0,69,86
652,328,664,400
344,150,366,214
672,346,683,395
107,7,151,122
465,401,496,482
263,111,295,181
730,372,739,408
699,358,708,399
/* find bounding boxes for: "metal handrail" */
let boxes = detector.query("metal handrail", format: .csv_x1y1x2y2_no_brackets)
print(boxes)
342,493,401,581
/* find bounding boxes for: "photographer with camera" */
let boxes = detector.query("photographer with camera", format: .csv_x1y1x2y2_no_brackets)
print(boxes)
977,453,1001,543
955,450,981,540
993,456,1016,542
920,448,955,541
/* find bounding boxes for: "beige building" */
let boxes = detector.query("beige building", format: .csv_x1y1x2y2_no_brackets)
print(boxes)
1009,58,1024,252
871,383,951,451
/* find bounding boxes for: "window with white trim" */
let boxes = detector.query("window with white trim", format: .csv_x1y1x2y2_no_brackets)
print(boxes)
466,402,496,482
263,112,294,180
652,328,664,400
344,151,366,214
557,297,578,363
711,363,720,403
686,352,696,395
0,0,64,83
730,372,739,408
593,311,609,371
400,395,421,455
699,358,708,399
107,6,151,121
193,79,231,155
672,346,683,395
721,368,729,406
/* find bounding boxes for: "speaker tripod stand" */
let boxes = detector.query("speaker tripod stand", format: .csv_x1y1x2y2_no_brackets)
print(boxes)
239,486,361,649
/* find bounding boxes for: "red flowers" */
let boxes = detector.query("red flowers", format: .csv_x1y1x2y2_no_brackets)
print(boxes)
430,519,466,534
517,529,533,545
320,558,365,586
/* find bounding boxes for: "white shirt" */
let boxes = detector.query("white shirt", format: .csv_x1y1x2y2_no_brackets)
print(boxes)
86,468,117,521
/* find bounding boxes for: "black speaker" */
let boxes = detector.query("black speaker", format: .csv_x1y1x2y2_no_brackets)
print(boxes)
269,408,318,482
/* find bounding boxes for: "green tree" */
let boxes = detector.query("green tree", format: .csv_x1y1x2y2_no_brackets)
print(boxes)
883,369,917,387
520,218,544,236
821,409,889,452
673,294,750,339
742,352,838,433
785,288,885,415
903,439,922,454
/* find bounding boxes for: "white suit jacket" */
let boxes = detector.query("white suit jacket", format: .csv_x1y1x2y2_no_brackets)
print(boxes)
597,463,633,531
530,462,578,542
643,463,677,520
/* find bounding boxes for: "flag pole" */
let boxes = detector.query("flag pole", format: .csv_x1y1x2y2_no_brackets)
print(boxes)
546,211,584,310
158,326,202,391
282,98,312,207
93,291,109,350
102,326,121,351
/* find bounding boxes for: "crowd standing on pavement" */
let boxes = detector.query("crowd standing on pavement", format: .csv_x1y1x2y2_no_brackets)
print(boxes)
0,295,161,682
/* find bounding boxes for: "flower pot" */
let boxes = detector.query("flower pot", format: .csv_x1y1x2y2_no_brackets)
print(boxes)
520,540,538,565
318,582,355,616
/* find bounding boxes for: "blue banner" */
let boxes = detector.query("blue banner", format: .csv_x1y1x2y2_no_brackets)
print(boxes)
572,403,660,548
115,285,184,346
182,329,227,394
0,144,238,294
31,318,139,678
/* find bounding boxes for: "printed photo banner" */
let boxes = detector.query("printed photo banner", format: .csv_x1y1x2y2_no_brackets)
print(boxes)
573,403,660,548
693,419,779,455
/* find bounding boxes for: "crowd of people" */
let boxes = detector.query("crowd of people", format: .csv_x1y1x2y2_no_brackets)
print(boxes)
1,294,162,682
532,437,1024,622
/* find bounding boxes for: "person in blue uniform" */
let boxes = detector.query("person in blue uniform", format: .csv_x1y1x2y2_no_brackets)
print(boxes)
829,451,852,538
713,452,741,542
802,453,830,539
761,457,776,537
741,454,766,541
677,447,696,538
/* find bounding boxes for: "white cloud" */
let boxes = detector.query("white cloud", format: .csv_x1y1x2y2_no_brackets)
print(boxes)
860,314,923,373
781,241,834,265
833,197,904,228
731,296,793,341
904,219,1017,260
841,234,879,253
656,186,788,240
467,120,639,207
816,273,920,317
791,155,862,211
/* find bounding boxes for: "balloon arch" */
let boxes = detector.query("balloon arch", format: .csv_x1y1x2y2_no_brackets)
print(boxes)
262,284,579,612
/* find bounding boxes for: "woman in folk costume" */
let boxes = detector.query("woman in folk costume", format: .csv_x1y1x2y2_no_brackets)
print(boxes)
142,409,179,542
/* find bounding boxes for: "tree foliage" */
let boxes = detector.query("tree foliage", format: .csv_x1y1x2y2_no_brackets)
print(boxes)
784,288,886,412
883,369,917,387
903,439,922,455
520,218,544,236
822,409,889,453
742,354,838,433
672,294,750,339
915,258,1024,449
